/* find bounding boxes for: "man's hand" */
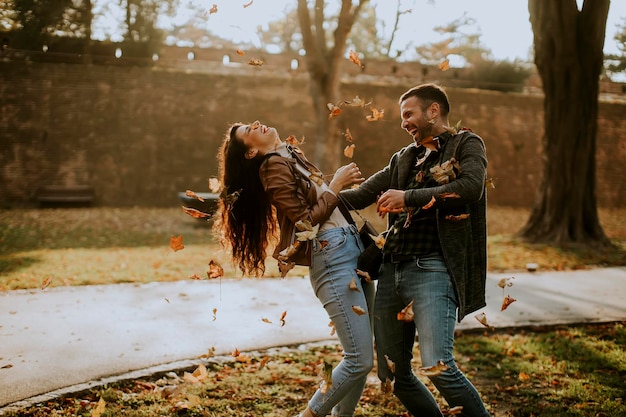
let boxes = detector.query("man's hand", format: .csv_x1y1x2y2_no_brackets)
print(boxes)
376,189,405,217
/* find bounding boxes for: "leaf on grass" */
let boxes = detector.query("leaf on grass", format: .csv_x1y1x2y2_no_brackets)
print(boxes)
445,213,470,221
348,50,363,68
207,260,224,279
397,299,414,322
41,276,52,290
518,371,531,382
344,143,355,158
501,294,517,311
438,58,450,71
355,269,372,282
349,276,360,292
384,354,396,373
381,377,394,394
419,359,449,376
278,261,295,278
182,206,211,219
169,235,185,252
92,397,106,417
232,348,240,357
366,107,384,122
352,305,367,316
200,346,216,359
280,311,287,327
327,103,342,119
183,363,208,383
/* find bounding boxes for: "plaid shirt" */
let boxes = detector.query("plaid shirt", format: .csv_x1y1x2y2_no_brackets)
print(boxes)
384,133,452,256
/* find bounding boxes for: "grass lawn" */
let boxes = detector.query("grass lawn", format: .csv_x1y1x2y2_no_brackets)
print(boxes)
0,206,625,416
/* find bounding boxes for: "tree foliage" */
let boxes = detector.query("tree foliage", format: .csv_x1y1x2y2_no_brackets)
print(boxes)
604,16,626,80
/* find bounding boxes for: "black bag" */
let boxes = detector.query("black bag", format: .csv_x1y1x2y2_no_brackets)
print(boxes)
357,220,383,280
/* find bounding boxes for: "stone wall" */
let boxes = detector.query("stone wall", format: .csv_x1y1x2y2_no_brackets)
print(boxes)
1,60,624,208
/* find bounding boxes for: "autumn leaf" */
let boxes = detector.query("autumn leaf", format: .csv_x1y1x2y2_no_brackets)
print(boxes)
384,354,396,373
348,49,363,68
236,48,245,56
445,213,470,221
285,134,305,147
189,273,202,280
327,102,342,119
355,269,372,282
182,206,211,219
343,128,354,143
207,260,224,279
446,405,464,415
262,317,272,324
209,4,218,14
295,220,319,241
438,192,461,200
169,235,185,252
278,241,301,261
41,276,52,290
319,360,333,393
183,363,208,383
352,305,367,316
309,171,324,186
497,277,515,289
248,58,264,66
242,0,253,8
280,311,287,327
208,177,221,193
185,190,205,202
200,346,215,359
474,312,492,328
422,196,436,210
439,58,450,71
371,233,386,249
349,276,360,292
430,157,461,184
381,377,394,394
421,135,439,151
278,260,295,278
328,320,336,336
485,177,497,189
221,188,242,205
518,371,531,382
343,95,370,107
344,144,355,158
232,348,240,357
418,359,449,376
212,308,217,321
397,299,414,322
92,397,106,417
366,107,384,122
501,294,517,311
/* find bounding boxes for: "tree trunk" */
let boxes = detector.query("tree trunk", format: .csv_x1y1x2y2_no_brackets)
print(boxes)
520,0,611,246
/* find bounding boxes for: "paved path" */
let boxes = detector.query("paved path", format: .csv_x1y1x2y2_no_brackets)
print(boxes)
1,267,625,410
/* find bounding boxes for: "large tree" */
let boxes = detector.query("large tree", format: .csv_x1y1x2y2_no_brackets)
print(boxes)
520,0,611,246
296,0,368,172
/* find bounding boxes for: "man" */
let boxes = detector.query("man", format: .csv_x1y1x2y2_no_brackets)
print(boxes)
341,83,491,416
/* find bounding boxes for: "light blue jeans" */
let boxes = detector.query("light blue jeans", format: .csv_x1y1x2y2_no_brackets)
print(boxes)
374,255,490,417
308,224,375,417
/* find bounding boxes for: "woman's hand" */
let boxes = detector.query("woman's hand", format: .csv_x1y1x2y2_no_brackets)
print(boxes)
328,162,364,194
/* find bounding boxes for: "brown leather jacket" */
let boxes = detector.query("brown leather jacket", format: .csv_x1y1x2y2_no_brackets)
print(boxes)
259,149,340,266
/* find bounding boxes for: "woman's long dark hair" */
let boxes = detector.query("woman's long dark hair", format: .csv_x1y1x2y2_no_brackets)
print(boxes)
212,123,277,276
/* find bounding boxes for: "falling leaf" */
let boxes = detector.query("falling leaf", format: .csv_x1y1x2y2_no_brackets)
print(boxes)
169,235,185,252
164,298,170,303
327,102,342,119
352,305,367,316
474,312,492,328
384,355,396,373
419,359,449,376
209,4,218,14
91,397,106,417
348,50,363,68
212,308,217,321
309,172,324,186
278,260,295,278
355,269,372,282
295,220,319,241
430,157,461,184
371,233,386,249
248,58,264,66
497,277,515,289
518,371,531,382
232,348,240,357
343,128,354,142
421,135,439,151
185,190,205,202
501,294,517,311
445,213,470,221
397,299,414,322
349,276,360,292
344,144,355,158
485,177,497,189
366,107,384,122
381,377,394,393
208,177,221,193
200,346,216,359
422,196,436,210
439,58,450,71
403,207,413,228
319,360,333,393
415,171,425,183
280,311,287,327
236,48,245,56
438,192,461,200
285,134,305,147
262,317,272,324
41,276,52,290
328,320,336,336
207,260,224,279
221,188,242,205
278,241,301,261
242,0,253,8
189,273,202,280
182,206,211,219
343,96,370,107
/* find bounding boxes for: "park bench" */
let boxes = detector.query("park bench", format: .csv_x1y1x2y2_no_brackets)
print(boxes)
177,191,219,217
37,185,95,207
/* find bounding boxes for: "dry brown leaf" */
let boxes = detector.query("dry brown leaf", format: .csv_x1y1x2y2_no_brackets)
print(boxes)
439,58,450,71
343,96,370,107
384,354,396,373
343,128,354,142
212,308,217,321
185,190,205,202
208,177,221,193
501,294,517,311
169,235,184,252
344,144,355,158
485,177,497,189
295,220,319,241
445,213,470,221
366,107,384,122
348,50,363,67
349,276,360,292
438,192,461,200
422,196,436,210
397,299,414,322
181,206,211,219
207,260,224,279
419,359,449,376
209,4,218,14
309,171,324,186
262,317,272,324
328,320,336,336
41,276,52,290
278,261,295,278
319,361,333,393
474,312,492,328
242,0,253,8
381,377,394,394
235,48,245,56
327,103,342,119
421,135,439,151
497,277,515,289
92,397,106,417
280,311,287,327
278,241,301,261
189,273,202,280
248,58,264,66
445,405,464,415
285,134,305,147
352,305,367,316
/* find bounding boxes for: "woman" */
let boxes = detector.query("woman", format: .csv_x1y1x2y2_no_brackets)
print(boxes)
213,121,374,417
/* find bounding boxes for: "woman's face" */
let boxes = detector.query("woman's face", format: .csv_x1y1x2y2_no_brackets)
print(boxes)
234,121,279,154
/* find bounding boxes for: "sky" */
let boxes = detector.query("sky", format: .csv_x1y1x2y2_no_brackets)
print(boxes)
93,0,625,63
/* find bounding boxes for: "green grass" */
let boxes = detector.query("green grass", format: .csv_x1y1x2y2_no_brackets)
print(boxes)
0,207,624,290
3,322,624,416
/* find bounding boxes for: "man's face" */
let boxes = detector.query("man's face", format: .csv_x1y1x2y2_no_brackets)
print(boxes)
400,96,433,145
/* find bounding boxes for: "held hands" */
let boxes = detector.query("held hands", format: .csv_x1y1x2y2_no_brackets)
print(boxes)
376,189,405,217
328,162,365,194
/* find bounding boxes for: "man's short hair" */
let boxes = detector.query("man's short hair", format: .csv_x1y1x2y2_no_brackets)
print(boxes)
399,83,450,116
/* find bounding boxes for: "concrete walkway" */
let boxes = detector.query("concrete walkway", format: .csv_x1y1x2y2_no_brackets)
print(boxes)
1,267,625,410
